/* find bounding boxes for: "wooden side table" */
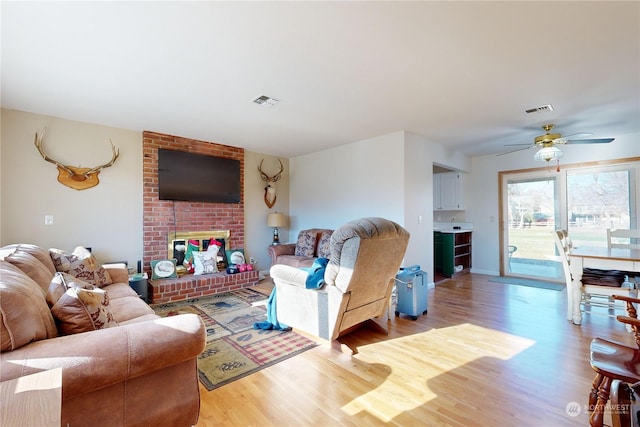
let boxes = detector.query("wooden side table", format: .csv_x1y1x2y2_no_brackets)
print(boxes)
0,368,62,427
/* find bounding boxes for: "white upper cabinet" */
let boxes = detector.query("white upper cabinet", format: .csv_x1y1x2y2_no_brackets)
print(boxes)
434,172,465,210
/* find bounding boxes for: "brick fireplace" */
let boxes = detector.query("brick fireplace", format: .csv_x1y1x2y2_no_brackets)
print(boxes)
142,131,258,303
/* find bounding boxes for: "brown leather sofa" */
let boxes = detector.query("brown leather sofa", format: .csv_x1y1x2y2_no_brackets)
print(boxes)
267,228,333,268
0,244,206,427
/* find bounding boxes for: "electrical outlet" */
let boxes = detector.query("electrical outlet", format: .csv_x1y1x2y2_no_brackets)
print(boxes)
249,257,256,264
44,215,54,225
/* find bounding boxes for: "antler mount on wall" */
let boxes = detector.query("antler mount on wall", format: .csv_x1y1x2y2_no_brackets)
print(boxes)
258,158,284,208
35,128,120,190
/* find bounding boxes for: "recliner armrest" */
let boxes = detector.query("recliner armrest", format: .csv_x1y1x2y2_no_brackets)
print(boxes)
270,263,309,286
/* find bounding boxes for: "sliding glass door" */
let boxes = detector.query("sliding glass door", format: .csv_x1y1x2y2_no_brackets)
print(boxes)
567,168,633,248
504,175,562,280
500,160,638,282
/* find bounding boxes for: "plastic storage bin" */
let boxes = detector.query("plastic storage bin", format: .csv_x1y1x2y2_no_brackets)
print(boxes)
394,265,428,320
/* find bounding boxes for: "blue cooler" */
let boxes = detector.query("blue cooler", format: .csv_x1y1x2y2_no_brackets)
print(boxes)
394,265,428,320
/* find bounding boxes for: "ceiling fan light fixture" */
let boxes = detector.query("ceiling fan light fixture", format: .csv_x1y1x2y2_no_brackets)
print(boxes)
534,146,563,162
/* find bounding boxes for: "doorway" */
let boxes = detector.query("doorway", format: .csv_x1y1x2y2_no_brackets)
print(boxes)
503,174,563,281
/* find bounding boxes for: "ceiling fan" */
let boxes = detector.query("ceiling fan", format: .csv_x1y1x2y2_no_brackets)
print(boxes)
497,123,615,164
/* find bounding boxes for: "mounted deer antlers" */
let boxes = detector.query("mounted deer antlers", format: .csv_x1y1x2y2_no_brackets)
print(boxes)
35,128,119,191
258,158,284,208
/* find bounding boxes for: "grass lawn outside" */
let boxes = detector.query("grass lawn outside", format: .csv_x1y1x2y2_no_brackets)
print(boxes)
508,226,608,261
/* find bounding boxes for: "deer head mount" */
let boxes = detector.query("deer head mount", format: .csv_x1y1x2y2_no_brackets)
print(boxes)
258,158,284,208
35,128,120,191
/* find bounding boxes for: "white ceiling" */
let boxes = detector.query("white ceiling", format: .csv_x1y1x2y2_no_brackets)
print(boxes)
2,1,639,158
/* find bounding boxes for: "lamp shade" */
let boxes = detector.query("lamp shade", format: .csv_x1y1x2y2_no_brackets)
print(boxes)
534,146,563,162
267,212,287,228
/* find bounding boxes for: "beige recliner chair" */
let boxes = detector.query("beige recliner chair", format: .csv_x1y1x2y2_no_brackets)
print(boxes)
270,217,410,341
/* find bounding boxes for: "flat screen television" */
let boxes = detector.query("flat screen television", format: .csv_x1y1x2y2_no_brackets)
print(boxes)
158,149,241,204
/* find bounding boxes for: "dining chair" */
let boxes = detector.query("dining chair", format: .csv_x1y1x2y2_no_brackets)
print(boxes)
553,230,635,317
589,295,640,427
607,229,640,250
607,229,640,289
508,245,517,272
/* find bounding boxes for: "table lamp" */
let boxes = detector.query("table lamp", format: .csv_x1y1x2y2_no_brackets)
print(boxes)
267,212,287,245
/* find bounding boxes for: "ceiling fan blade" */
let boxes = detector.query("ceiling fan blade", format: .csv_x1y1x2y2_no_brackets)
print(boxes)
496,146,532,156
558,132,593,139
564,138,615,144
503,143,533,147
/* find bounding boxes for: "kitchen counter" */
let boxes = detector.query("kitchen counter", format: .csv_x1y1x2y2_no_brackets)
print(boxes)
434,228,473,234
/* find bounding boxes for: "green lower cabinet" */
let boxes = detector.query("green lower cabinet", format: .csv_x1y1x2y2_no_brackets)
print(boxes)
434,231,472,277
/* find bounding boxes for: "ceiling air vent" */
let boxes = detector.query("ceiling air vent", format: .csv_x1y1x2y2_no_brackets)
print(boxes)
251,95,280,107
525,104,554,114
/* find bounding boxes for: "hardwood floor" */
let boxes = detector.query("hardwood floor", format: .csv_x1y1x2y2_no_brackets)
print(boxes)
197,273,635,426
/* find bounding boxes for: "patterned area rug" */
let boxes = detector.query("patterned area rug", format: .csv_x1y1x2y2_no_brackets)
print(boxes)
152,288,318,390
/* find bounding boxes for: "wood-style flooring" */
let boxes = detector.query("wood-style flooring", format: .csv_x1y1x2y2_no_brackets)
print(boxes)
196,273,635,426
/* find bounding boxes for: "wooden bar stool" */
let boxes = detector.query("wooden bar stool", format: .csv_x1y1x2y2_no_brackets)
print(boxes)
589,295,640,427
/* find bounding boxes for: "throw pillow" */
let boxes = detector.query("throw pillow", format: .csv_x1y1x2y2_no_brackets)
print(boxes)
295,230,317,257
49,246,113,287
50,286,118,335
46,272,94,308
317,231,333,259
225,249,245,266
192,248,218,275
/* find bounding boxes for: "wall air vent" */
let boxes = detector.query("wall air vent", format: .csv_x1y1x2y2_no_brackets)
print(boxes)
251,95,280,107
525,104,554,114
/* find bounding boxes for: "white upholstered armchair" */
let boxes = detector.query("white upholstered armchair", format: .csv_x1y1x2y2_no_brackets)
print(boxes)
270,217,410,341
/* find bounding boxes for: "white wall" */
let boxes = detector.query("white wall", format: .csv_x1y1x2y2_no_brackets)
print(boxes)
467,133,640,276
289,130,472,284
1,108,285,271
243,152,289,273
1,109,143,264
404,132,471,282
403,133,431,270
289,131,406,232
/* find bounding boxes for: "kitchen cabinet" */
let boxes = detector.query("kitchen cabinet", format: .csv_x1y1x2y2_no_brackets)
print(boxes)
433,172,464,210
434,231,472,277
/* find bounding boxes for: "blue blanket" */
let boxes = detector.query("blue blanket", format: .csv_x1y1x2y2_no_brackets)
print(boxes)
253,287,291,331
253,258,328,331
304,257,328,289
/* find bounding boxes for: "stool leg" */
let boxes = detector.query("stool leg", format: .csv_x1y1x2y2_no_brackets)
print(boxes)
590,375,612,427
589,373,603,411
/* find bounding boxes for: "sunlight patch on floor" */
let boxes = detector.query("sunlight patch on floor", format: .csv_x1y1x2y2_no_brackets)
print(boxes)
340,323,536,422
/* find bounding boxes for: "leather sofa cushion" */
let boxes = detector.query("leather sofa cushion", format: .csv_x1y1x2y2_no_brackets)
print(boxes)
5,250,53,295
0,260,58,351
275,254,316,269
2,244,56,275
108,291,156,323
